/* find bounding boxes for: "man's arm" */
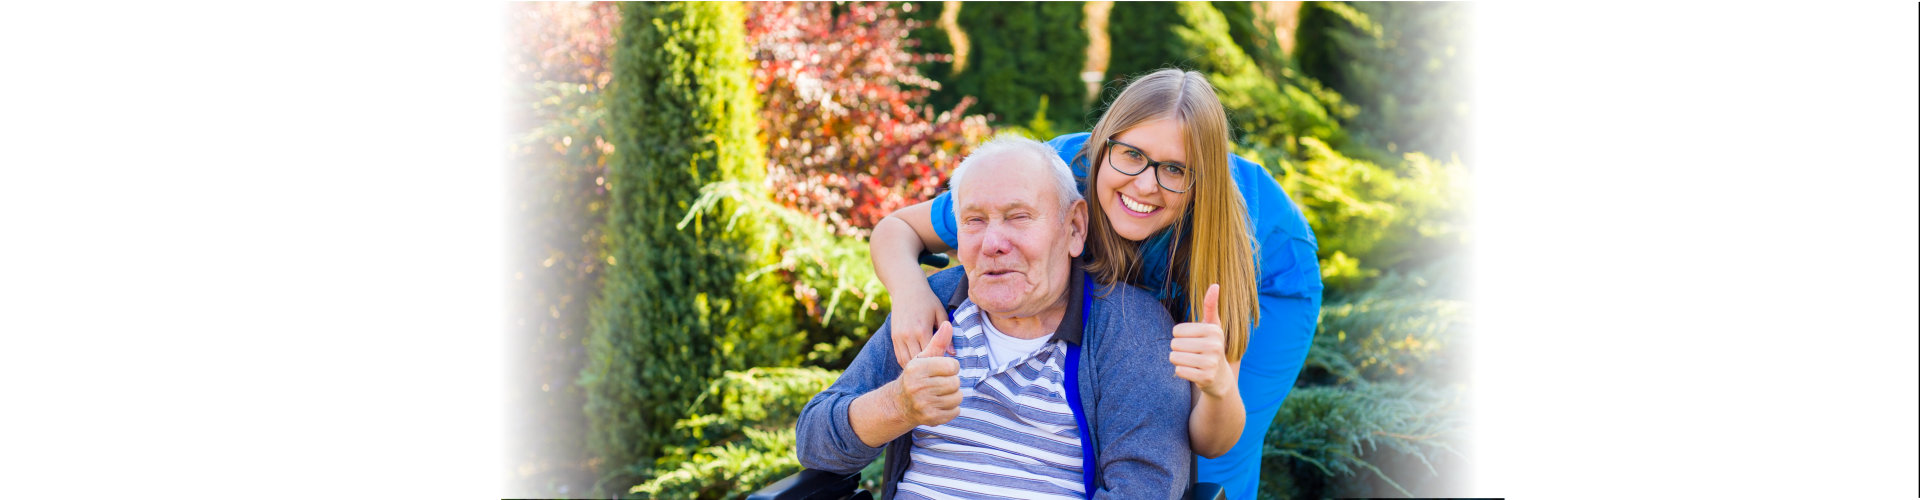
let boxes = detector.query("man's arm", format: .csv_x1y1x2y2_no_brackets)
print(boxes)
797,317,964,473
796,321,901,473
1089,295,1194,498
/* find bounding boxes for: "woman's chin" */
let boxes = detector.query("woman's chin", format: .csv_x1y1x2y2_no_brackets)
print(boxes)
1104,209,1162,242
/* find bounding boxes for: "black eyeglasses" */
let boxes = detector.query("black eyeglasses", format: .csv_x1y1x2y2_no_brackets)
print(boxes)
1103,138,1193,193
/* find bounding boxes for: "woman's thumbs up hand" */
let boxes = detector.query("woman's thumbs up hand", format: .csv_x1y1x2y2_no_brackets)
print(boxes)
1171,284,1236,397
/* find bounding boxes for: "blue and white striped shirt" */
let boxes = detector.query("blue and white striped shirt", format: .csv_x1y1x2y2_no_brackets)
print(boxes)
897,299,1085,500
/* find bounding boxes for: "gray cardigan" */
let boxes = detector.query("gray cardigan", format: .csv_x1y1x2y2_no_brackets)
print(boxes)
796,265,1193,499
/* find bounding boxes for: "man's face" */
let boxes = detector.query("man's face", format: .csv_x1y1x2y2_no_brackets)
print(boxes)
954,153,1088,319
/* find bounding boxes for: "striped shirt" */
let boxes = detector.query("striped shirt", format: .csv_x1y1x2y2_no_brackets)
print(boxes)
897,299,1084,500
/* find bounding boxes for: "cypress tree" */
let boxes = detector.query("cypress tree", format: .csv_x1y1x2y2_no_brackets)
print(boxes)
1102,1,1185,94
950,2,1088,128
579,2,799,493
898,1,959,111
1102,1,1354,158
1295,2,1472,162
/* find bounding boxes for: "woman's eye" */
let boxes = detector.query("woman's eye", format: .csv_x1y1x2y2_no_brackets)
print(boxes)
1162,164,1187,177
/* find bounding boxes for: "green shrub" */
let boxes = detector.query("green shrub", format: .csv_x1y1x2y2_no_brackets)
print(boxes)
1263,382,1463,499
1209,1,1288,81
1102,1,1184,87
1304,272,1468,385
1295,2,1472,162
680,180,891,369
950,1,1089,128
634,367,840,499
1270,137,1468,294
580,2,801,494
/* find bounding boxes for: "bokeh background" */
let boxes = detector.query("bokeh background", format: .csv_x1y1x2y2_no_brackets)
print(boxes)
506,2,1472,498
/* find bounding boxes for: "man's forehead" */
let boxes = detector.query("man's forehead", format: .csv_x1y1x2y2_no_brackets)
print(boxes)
955,154,1053,209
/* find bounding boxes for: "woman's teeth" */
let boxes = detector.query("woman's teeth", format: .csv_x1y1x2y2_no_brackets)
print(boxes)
1120,193,1159,214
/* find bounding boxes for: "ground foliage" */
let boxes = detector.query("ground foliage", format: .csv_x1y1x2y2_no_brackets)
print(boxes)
631,368,839,499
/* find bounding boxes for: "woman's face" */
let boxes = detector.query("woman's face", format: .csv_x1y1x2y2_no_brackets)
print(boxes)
1096,118,1192,241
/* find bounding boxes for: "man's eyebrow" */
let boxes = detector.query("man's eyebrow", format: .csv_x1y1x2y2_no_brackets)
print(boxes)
956,198,1039,213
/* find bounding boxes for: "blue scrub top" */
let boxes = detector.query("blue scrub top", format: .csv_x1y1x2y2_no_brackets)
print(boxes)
927,132,1324,500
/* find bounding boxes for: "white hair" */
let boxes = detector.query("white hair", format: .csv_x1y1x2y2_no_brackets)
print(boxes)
947,134,1082,226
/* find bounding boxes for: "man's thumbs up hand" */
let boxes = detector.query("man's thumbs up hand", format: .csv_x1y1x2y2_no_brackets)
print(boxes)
919,318,955,358
898,320,961,427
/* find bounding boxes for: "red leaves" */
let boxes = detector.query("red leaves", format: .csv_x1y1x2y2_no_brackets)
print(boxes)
747,1,990,237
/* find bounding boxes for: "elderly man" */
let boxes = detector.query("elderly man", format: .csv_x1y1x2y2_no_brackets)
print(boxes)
796,135,1192,499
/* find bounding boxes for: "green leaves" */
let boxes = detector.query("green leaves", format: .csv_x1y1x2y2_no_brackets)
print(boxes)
583,3,799,496
1264,382,1463,498
633,368,840,499
1274,137,1469,294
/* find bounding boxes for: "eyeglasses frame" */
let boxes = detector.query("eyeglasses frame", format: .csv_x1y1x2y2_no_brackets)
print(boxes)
1101,137,1195,194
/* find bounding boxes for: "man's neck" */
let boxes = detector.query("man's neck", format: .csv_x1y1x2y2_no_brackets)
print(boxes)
984,304,1067,340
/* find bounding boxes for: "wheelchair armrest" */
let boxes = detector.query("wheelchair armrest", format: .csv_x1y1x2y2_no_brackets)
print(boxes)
1186,481,1226,500
746,468,868,500
917,250,950,269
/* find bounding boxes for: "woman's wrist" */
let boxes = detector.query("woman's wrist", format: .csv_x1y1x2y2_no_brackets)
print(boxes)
1198,376,1240,400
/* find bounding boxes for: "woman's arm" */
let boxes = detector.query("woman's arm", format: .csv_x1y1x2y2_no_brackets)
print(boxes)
869,200,955,368
1170,284,1246,458
1188,363,1245,458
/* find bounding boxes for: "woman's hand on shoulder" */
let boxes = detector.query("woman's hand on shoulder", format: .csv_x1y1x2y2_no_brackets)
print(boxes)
890,286,949,368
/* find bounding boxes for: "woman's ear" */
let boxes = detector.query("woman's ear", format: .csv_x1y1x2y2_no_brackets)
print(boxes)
1067,199,1088,257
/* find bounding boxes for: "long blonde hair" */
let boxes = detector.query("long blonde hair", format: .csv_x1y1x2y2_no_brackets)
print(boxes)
1079,69,1260,361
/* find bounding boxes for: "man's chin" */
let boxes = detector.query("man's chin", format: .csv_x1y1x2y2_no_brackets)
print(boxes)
968,287,1032,312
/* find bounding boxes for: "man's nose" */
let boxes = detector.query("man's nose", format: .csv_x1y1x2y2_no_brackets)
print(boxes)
979,225,1012,256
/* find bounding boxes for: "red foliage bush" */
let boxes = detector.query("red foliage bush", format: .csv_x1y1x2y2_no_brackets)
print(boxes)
747,1,990,237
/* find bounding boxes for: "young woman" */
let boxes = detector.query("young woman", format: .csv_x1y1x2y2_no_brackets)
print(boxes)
868,68,1324,500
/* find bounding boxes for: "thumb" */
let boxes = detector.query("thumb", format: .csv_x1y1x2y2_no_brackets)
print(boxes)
920,320,955,358
1202,283,1221,326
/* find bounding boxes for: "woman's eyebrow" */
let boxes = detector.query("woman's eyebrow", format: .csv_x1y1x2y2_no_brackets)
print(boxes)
1117,139,1186,164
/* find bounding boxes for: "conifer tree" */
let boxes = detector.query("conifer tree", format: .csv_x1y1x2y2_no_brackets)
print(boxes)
579,2,799,493
950,2,1088,128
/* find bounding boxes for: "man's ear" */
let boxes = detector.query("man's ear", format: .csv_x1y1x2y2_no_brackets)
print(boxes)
1067,199,1088,258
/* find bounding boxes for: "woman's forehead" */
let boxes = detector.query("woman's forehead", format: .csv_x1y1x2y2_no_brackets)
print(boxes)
1113,118,1188,161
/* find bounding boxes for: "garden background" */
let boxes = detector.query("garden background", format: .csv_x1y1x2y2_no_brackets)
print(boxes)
506,2,1472,498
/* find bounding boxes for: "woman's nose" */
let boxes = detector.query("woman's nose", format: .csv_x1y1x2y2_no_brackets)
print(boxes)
1131,170,1161,194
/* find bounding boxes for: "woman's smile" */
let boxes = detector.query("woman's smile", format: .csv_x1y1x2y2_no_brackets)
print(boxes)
1117,191,1162,216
